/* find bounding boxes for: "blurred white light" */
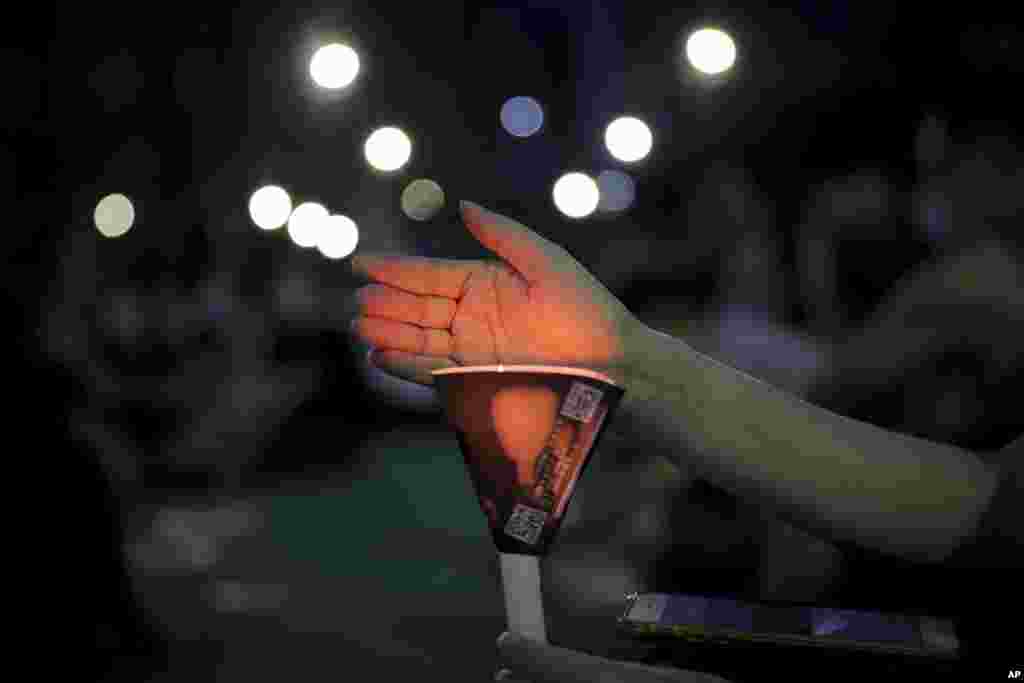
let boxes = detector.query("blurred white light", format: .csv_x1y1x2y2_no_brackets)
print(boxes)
364,126,412,172
317,214,360,260
287,202,329,248
248,185,292,230
597,170,636,213
552,172,600,219
93,193,135,238
401,179,446,221
604,116,653,163
686,28,737,76
500,96,545,138
309,43,360,89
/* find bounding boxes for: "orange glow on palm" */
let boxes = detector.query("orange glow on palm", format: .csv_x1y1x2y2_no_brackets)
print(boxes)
349,201,640,388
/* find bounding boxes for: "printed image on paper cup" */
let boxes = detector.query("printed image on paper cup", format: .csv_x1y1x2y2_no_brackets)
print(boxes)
432,365,624,555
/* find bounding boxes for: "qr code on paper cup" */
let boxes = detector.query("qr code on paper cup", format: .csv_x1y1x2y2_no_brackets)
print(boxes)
560,381,604,423
504,503,547,545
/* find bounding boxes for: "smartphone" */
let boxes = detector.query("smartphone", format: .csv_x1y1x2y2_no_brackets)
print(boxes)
615,592,959,677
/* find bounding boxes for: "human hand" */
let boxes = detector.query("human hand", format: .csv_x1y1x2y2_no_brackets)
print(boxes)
493,631,735,683
348,201,643,387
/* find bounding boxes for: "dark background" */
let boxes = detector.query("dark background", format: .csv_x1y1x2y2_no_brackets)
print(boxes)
10,2,1023,681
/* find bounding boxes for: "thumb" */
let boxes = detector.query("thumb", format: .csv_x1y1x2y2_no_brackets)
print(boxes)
459,201,575,285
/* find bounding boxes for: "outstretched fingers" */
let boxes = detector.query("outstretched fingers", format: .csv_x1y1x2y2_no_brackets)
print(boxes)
354,283,457,329
349,203,571,297
350,253,476,299
350,316,455,359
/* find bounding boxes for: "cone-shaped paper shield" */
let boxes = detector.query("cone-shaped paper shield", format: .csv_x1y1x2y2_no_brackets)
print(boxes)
432,365,624,556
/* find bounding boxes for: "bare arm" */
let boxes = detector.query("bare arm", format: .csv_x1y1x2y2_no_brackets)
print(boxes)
616,322,1001,565
348,202,1003,567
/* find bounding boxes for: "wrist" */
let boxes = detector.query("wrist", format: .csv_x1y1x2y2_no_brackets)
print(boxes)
609,322,693,456
621,320,690,394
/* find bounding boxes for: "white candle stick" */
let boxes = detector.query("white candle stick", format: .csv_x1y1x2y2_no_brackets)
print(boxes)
499,552,547,643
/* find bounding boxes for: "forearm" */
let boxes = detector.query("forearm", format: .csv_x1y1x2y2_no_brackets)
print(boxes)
616,324,999,563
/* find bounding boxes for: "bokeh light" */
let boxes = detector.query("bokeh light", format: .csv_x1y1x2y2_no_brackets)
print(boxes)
287,202,329,248
309,42,361,89
604,116,653,163
401,179,446,221
364,126,412,172
500,96,545,138
597,170,636,213
552,172,600,219
685,28,737,76
248,185,293,230
317,214,360,260
93,193,135,238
